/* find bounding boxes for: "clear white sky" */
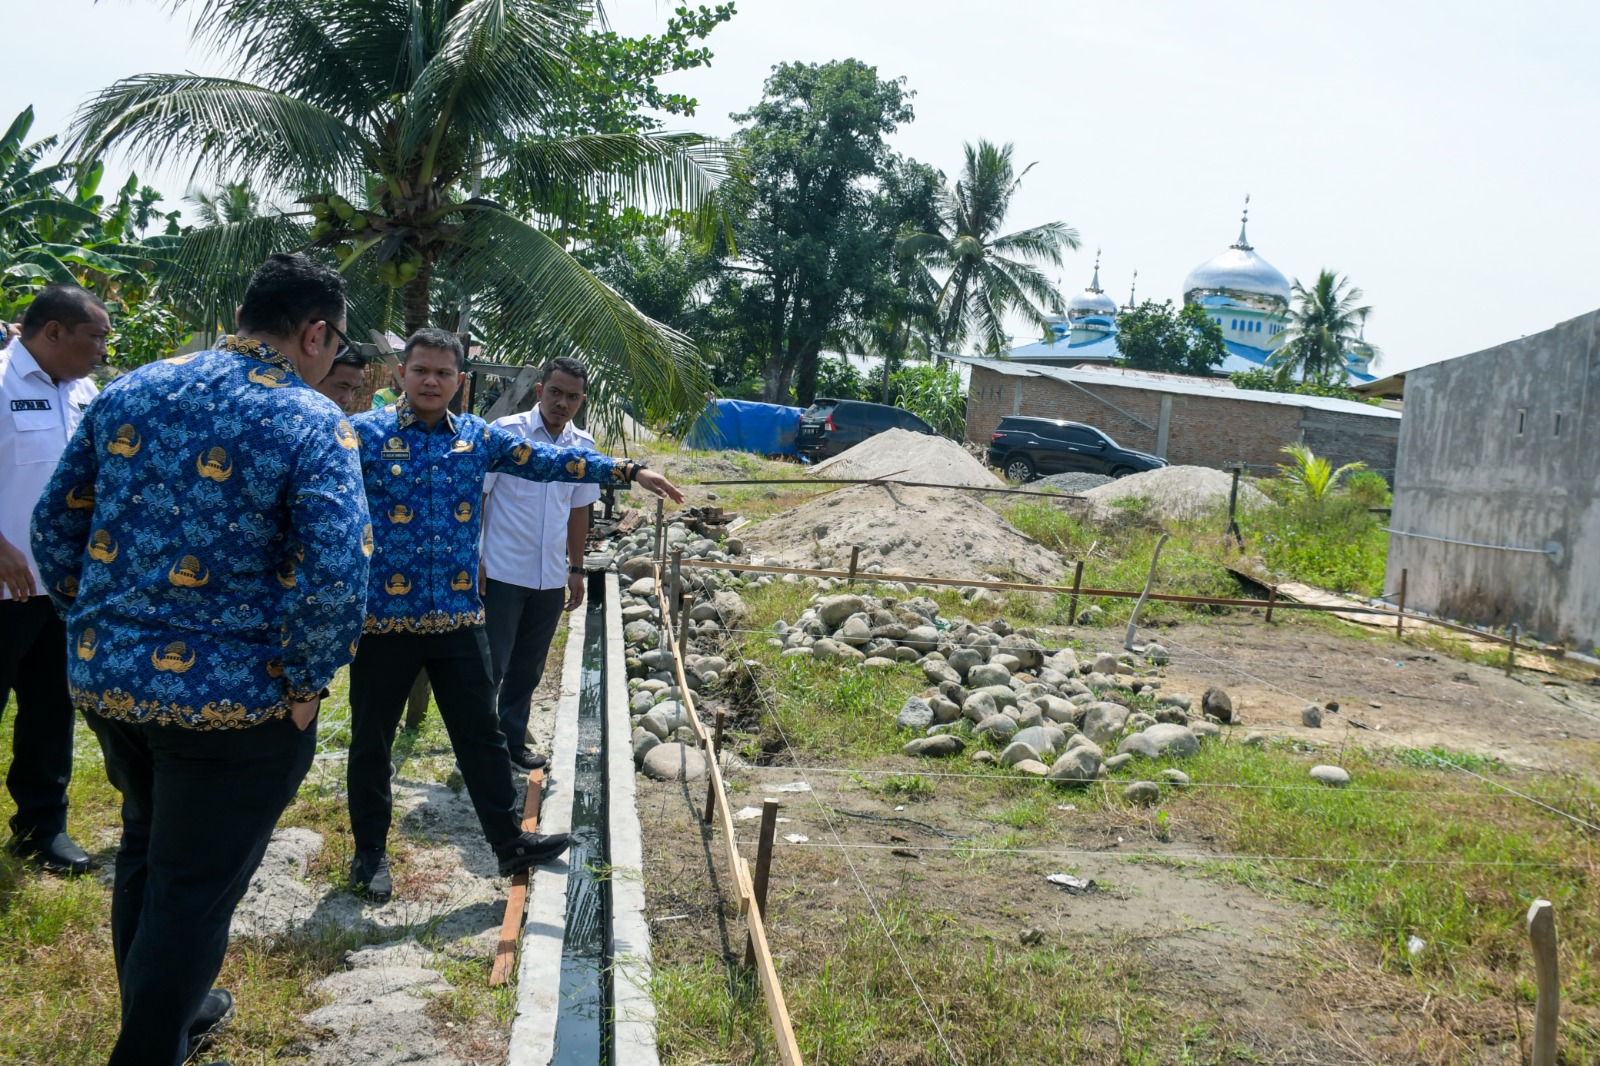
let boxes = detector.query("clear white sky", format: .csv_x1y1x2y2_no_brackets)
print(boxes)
11,0,1600,375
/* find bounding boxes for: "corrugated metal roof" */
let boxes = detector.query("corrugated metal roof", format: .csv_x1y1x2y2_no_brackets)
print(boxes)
946,355,1401,419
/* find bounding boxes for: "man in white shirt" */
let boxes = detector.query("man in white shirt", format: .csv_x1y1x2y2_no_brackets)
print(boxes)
0,285,108,875
480,357,602,771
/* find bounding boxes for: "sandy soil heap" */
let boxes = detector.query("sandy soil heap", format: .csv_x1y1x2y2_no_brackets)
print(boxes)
1080,464,1269,522
745,482,1064,582
808,428,1002,488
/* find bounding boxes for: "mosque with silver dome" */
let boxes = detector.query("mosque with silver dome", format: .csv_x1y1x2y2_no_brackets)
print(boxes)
1004,200,1376,382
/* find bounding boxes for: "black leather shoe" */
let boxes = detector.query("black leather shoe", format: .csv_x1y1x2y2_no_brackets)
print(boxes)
6,831,92,876
509,749,549,772
349,849,392,903
187,987,235,1057
493,832,571,876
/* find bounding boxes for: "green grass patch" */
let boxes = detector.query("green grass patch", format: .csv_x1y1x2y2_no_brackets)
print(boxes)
1002,500,1243,626
654,900,1254,1065
1242,495,1388,596
1165,741,1600,1027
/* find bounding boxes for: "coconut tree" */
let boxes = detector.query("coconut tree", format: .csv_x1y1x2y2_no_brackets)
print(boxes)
1269,269,1376,384
898,140,1077,355
185,183,267,228
69,0,726,427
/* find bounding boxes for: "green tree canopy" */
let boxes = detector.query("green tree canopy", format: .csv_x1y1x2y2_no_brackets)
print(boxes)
719,58,919,404
69,0,732,430
1114,298,1227,376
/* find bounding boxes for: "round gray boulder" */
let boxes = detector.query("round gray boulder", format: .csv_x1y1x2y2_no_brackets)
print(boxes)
642,742,708,782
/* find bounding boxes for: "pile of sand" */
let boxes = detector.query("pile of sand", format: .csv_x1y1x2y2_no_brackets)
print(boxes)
744,483,1064,583
1079,465,1269,522
808,428,1001,488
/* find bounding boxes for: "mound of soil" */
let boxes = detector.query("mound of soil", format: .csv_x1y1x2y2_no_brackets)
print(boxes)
808,428,1001,488
744,482,1064,582
1080,465,1268,522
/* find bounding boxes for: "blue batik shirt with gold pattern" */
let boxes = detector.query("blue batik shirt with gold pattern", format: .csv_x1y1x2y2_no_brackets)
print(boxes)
353,397,632,634
31,337,372,729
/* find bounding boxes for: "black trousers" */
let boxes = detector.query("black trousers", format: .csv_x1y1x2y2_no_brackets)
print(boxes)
0,597,76,840
85,712,315,1066
347,627,519,853
482,579,565,758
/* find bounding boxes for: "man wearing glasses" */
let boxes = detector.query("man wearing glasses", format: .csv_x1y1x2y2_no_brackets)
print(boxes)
31,253,371,1065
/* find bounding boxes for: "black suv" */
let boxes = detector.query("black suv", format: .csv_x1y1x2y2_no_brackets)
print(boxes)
796,399,938,461
986,416,1167,482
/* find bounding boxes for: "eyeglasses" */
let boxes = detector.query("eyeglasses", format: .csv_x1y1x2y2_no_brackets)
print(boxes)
326,321,357,360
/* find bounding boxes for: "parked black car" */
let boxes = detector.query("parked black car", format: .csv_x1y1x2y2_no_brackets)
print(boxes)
796,399,938,461
985,416,1167,482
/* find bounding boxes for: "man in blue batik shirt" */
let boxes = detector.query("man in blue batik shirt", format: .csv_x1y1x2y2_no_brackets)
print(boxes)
345,327,682,901
31,253,371,1066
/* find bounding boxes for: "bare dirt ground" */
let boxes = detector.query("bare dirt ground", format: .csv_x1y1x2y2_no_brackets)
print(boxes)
1141,615,1600,774
637,608,1599,1064
642,764,1397,1065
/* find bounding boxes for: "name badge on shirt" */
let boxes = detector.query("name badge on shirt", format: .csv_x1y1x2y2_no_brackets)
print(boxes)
380,436,410,460
11,399,51,412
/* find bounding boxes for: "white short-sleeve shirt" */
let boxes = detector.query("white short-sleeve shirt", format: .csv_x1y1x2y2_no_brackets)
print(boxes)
0,337,99,599
480,410,603,591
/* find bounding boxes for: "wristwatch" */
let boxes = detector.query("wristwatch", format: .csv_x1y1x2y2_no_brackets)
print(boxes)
628,460,647,482
569,565,585,575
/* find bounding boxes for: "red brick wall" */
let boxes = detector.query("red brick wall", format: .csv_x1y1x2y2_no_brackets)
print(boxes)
964,367,1380,472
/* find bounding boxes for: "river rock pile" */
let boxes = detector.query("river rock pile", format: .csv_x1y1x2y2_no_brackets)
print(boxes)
606,514,1350,791
608,516,765,780
771,590,1234,784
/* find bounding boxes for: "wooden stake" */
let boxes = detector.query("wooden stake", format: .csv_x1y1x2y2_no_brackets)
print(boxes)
1264,585,1277,624
847,546,861,587
677,593,692,662
744,799,781,967
713,708,726,757
1068,560,1084,623
1527,898,1559,1066
1507,623,1519,676
1397,568,1407,637
654,497,665,562
670,547,684,630
489,770,543,985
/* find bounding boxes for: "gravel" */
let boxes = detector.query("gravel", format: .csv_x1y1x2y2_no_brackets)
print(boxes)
1030,471,1114,493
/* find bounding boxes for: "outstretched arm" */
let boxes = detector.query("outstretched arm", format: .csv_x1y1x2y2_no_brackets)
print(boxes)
483,425,684,501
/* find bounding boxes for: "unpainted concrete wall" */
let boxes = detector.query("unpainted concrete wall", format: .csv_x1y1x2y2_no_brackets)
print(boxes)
1386,310,1599,650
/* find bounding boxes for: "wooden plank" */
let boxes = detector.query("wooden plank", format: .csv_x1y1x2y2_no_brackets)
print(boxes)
745,889,804,1066
490,769,544,986
655,566,790,1064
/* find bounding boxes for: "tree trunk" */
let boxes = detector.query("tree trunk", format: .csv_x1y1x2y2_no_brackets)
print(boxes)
401,260,434,335
761,277,790,403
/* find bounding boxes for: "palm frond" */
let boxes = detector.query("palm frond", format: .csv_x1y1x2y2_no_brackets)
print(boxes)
441,208,707,434
497,131,732,237
160,212,312,332
989,220,1079,263
69,75,369,193
399,0,585,167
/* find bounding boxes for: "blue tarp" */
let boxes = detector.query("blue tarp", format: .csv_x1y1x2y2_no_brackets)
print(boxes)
683,399,804,455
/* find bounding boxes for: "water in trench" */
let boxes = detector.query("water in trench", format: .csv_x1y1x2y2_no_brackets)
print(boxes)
552,588,612,1063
